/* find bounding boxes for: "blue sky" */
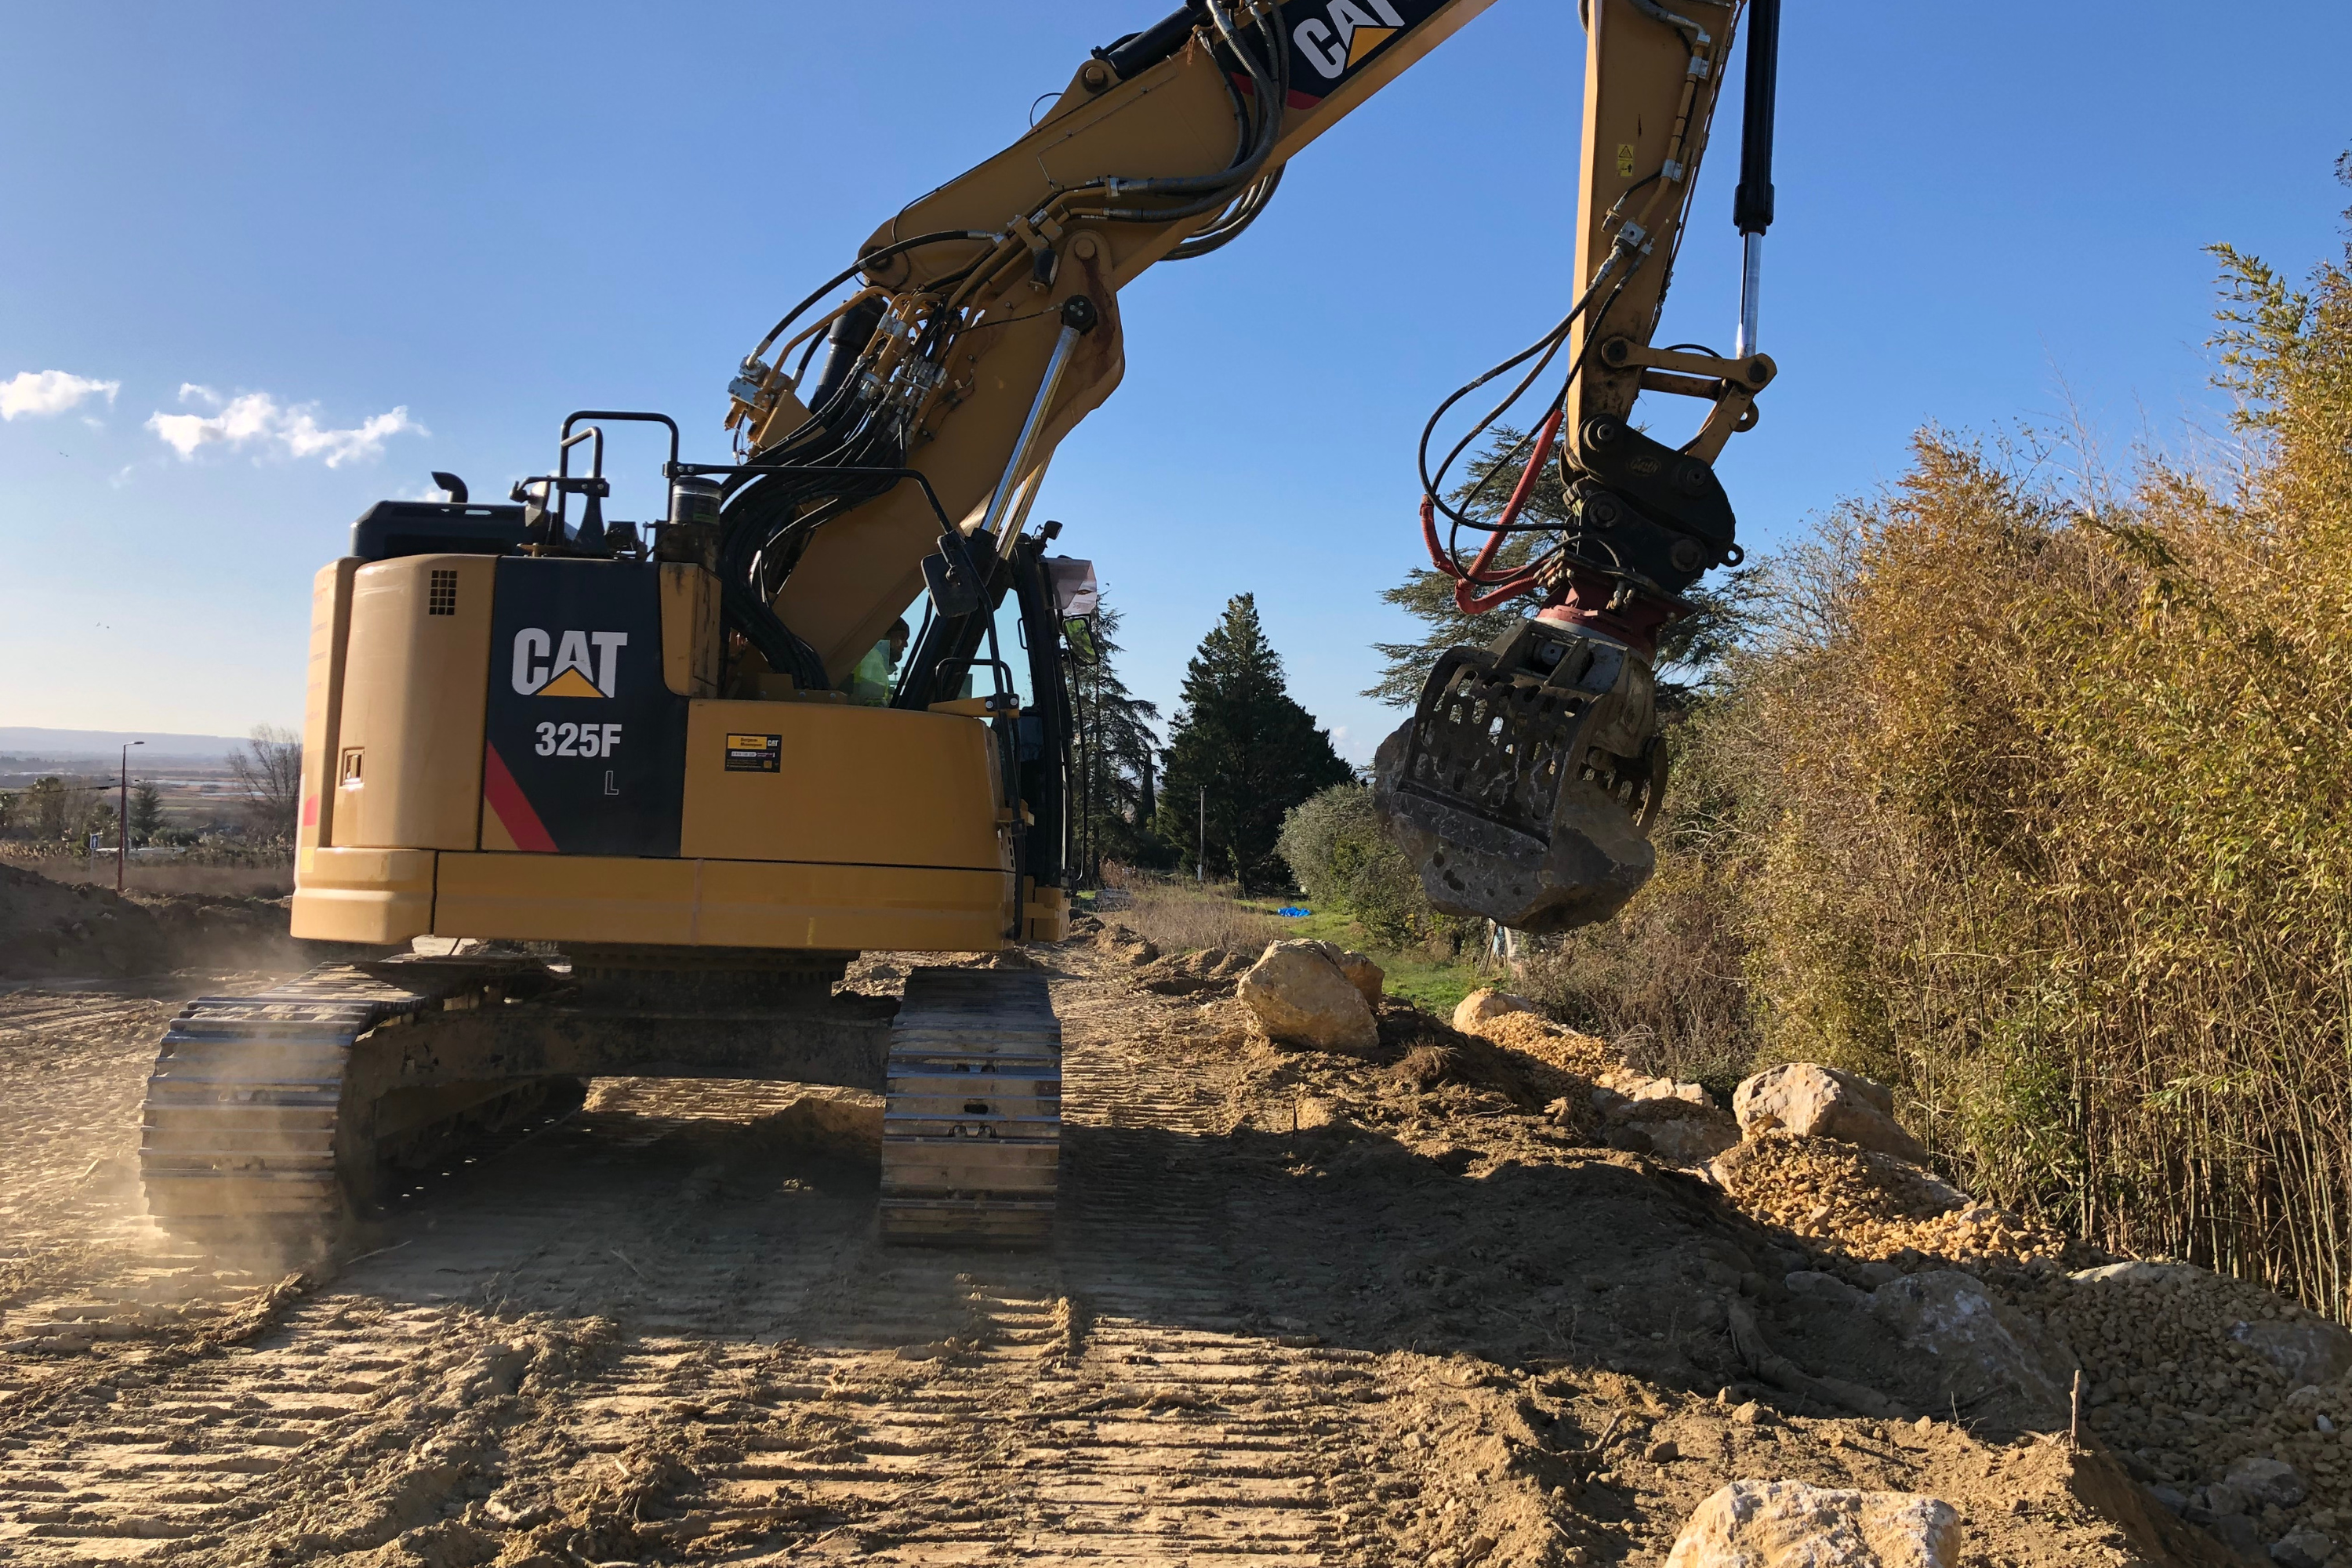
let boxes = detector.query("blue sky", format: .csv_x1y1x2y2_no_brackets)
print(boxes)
4,2,2347,761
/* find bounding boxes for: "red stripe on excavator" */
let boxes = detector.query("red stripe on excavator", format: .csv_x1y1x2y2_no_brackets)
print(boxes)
482,742,557,853
1228,74,1327,112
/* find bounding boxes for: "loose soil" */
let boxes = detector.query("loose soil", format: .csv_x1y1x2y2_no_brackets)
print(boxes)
0,920,2275,1566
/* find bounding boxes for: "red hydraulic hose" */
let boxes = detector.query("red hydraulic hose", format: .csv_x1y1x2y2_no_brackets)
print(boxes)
1417,406,1563,615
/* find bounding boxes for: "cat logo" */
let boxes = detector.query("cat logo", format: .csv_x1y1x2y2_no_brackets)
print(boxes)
510,629,628,699
1293,0,1410,80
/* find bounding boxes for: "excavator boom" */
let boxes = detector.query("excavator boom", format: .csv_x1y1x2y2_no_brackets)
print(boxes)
724,0,1777,931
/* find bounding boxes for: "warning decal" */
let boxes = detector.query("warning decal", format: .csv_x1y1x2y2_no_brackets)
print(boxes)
725,733,782,773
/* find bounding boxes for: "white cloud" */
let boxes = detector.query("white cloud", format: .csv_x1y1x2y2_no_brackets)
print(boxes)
1,369,121,420
147,383,424,467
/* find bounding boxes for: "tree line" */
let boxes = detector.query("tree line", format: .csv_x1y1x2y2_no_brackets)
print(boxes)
1071,591,1353,891
0,727,301,849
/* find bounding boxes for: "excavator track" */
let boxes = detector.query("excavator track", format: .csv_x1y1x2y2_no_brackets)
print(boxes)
142,956,1062,1250
880,967,1062,1247
139,956,557,1243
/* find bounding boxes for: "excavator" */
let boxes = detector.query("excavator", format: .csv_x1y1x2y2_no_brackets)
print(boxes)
139,0,1780,1248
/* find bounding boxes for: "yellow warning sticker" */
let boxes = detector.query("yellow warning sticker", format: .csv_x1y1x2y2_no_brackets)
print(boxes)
724,733,782,772
1617,143,1637,178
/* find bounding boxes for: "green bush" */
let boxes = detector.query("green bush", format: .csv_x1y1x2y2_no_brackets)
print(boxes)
1276,782,1479,951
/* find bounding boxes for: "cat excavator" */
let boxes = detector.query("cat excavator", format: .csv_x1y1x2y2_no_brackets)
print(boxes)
140,0,1780,1248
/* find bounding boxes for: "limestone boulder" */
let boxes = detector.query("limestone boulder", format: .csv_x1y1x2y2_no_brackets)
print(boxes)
2231,1317,2352,1390
1664,1480,1958,1567
1734,1062,1929,1163
1867,1269,2077,1432
1292,939,1384,1004
1451,988,1541,1033
1237,942,1377,1052
2270,1527,2336,1568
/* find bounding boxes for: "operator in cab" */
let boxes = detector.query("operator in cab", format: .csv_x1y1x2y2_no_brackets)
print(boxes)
847,617,910,705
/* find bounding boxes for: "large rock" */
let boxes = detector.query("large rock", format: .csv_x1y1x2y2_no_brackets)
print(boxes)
1868,1269,2076,1431
1665,1480,1958,1566
1592,1080,1740,1164
2209,1455,2307,1513
1295,940,1384,1005
2232,1317,2352,1390
2270,1526,2336,1568
1453,988,1541,1033
1734,1062,1929,1163
1237,942,1377,1052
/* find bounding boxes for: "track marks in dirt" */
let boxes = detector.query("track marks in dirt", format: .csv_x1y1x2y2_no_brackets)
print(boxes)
2,952,2206,1567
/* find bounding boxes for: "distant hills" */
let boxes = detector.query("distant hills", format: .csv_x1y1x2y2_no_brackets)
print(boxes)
0,728,259,761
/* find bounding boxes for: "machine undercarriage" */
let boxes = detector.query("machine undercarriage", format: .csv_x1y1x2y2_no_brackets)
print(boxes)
141,951,1058,1249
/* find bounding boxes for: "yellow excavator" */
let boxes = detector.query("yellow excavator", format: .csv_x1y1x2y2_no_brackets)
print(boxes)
140,0,1780,1247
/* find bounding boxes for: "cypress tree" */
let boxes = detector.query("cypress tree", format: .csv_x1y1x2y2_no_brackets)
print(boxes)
1068,599,1168,880
1155,593,1352,890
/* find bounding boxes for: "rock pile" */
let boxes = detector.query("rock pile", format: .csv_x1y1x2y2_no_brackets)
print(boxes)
1708,1131,2070,1269
1995,1257,2352,1552
1448,994,1739,1166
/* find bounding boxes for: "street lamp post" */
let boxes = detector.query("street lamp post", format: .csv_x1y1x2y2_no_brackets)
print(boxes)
118,740,143,893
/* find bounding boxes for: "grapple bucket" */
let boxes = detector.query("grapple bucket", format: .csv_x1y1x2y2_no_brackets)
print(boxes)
1372,618,1665,935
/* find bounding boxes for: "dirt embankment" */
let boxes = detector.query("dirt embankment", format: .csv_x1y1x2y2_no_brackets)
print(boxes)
0,861,312,979
0,911,2328,1566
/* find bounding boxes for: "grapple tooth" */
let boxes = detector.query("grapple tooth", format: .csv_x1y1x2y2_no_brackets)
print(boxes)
1374,619,1666,936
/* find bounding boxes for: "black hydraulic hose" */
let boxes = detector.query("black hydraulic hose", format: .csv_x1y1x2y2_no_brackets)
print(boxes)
1417,240,1646,534
747,230,996,365
1167,166,1283,261
1086,0,1286,213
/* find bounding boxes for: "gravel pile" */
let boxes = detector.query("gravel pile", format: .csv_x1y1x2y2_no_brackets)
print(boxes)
2006,1262,2352,1536
1710,1129,2072,1269
1459,1011,1623,1080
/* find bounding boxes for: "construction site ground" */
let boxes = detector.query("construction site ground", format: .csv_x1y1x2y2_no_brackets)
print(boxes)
0,917,2264,1566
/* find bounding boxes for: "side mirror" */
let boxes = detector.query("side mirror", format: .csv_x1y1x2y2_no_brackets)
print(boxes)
922,532,985,618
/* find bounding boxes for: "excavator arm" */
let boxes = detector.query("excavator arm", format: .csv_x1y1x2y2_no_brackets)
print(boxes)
708,0,1777,931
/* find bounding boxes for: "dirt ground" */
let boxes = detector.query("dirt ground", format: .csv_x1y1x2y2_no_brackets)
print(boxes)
0,932,2241,1567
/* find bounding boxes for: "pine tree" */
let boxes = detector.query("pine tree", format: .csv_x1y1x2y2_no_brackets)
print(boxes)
1067,599,1167,881
129,781,165,845
1367,425,1754,707
1154,594,1353,891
